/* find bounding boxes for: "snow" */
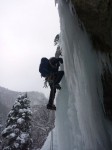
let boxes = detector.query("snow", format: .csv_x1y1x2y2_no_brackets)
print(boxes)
17,118,25,124
2,126,12,135
8,133,16,138
14,142,19,148
14,101,21,107
19,133,30,144
54,0,112,150
19,109,24,113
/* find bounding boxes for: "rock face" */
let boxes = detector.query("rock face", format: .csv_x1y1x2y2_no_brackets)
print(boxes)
31,105,55,149
72,0,112,52
70,0,112,117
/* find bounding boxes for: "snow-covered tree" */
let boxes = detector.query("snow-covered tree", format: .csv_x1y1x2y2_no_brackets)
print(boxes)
1,93,32,150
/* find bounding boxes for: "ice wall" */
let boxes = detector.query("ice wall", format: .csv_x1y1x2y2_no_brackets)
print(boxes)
41,128,58,150
56,1,112,150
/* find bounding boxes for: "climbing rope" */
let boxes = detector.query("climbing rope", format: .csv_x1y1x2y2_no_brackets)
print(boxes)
50,129,53,150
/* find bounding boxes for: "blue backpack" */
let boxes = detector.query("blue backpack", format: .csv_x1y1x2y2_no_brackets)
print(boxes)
39,57,50,77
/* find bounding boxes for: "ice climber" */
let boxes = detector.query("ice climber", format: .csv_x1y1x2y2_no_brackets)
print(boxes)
39,56,64,110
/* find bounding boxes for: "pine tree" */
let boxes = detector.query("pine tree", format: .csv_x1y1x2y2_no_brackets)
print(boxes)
1,93,32,150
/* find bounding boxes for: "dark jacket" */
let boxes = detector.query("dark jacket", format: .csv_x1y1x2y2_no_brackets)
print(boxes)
48,57,63,73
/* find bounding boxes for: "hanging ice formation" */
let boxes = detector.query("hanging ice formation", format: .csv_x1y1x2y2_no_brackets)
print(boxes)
55,0,112,150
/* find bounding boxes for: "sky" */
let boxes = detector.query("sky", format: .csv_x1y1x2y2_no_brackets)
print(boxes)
0,0,60,98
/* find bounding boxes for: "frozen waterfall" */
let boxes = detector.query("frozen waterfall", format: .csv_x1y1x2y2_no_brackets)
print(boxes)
55,1,112,150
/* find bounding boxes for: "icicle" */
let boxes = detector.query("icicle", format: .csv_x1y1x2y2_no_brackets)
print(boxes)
55,0,58,6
